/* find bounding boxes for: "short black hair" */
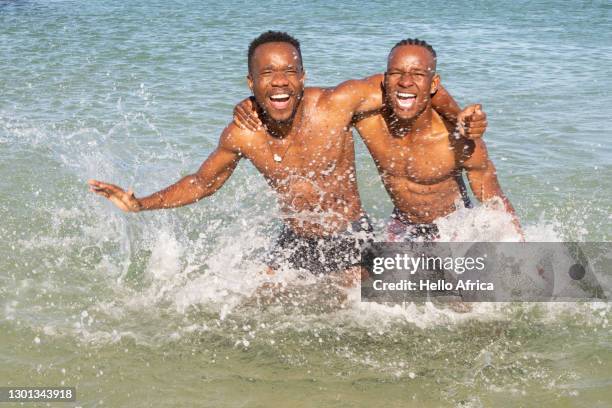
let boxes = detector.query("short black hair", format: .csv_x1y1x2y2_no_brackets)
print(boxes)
248,31,302,73
390,38,437,61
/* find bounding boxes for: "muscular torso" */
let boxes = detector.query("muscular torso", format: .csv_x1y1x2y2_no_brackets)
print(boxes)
356,110,471,224
236,88,363,236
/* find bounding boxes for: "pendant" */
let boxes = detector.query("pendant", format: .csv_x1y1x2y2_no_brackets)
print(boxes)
273,154,282,162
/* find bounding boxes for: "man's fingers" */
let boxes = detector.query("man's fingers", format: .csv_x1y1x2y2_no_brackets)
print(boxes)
240,114,257,131
464,109,486,120
235,107,246,121
88,180,135,212
232,113,242,129
103,183,124,196
459,104,486,123
89,187,110,198
88,179,104,188
464,117,487,127
233,117,245,129
465,126,488,136
247,116,260,131
236,108,258,131
88,182,108,194
243,109,261,129
246,97,256,114
89,180,117,191
463,121,488,130
465,121,488,130
466,127,487,136
459,105,477,117
88,180,126,197
234,106,248,126
238,109,261,132
245,98,261,121
465,125,487,133
465,127,487,139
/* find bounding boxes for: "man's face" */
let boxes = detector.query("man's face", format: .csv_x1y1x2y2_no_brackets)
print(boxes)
248,42,305,124
384,45,439,121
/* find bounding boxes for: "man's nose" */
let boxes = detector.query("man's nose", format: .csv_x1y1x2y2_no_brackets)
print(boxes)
398,73,414,88
271,72,289,87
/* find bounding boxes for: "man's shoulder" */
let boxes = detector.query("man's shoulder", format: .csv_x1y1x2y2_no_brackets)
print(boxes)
303,86,325,100
220,122,265,150
294,87,328,113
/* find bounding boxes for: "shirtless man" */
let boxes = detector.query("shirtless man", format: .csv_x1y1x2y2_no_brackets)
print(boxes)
354,39,521,241
88,32,486,282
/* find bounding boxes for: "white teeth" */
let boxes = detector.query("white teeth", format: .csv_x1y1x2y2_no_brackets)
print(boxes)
270,94,289,100
397,92,416,98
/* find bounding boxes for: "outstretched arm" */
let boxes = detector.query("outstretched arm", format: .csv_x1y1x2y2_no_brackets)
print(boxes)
89,126,243,212
463,139,522,235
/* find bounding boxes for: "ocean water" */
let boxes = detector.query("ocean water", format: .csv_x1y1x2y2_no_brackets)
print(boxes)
1,0,611,406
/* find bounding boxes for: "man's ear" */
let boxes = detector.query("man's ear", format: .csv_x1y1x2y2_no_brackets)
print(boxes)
247,74,254,93
430,74,440,95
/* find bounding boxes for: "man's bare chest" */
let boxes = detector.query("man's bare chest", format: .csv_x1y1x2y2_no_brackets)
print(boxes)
246,129,351,180
371,134,459,184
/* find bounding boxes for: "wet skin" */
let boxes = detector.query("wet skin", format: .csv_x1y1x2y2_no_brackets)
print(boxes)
354,45,519,227
89,41,479,238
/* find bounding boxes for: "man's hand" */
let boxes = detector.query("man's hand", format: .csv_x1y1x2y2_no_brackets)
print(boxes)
233,97,262,132
457,104,487,140
88,179,141,212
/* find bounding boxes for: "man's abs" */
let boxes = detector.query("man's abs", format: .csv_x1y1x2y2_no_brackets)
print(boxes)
382,173,470,223
274,174,364,236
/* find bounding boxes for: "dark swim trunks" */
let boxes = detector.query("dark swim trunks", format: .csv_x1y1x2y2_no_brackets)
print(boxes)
387,208,440,242
265,215,374,275
387,173,473,242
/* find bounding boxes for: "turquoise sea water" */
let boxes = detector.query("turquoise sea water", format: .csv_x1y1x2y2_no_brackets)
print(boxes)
1,1,611,406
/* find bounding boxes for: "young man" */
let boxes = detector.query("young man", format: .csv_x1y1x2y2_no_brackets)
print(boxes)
89,32,485,283
354,39,520,241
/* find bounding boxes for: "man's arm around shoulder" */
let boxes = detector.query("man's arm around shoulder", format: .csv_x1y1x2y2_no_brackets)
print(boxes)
320,74,384,116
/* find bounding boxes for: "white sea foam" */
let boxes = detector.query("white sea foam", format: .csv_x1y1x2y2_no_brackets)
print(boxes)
0,116,608,351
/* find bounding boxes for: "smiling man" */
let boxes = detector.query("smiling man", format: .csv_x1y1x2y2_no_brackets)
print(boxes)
354,39,521,240
89,31,485,282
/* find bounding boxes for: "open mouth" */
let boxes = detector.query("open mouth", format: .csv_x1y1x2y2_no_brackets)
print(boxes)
269,93,291,110
396,92,416,109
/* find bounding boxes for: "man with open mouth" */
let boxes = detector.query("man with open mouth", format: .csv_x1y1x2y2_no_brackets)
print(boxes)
354,39,522,241
89,31,486,285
